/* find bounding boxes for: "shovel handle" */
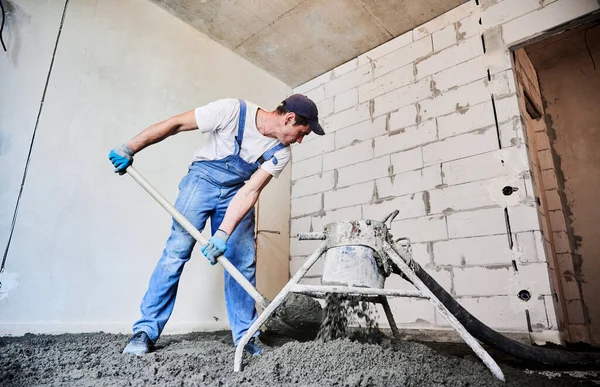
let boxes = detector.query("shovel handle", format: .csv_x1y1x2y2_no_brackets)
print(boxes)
125,166,270,309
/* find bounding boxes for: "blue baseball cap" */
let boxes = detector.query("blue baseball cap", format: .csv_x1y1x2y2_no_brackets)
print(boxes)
283,94,325,136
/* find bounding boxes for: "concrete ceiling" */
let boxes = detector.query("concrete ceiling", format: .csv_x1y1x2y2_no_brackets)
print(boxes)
149,0,467,87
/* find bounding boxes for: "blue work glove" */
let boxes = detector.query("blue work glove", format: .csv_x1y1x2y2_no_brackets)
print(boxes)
108,144,134,175
201,229,229,265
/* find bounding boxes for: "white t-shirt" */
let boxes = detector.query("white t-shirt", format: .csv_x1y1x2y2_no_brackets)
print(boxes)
192,99,291,178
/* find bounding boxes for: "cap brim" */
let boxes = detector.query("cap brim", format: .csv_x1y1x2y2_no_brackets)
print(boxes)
309,120,325,136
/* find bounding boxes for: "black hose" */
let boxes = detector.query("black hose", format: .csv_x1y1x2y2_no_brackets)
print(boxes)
406,259,600,366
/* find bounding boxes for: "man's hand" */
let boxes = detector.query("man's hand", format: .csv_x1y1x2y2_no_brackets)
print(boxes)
108,144,134,175
201,229,229,265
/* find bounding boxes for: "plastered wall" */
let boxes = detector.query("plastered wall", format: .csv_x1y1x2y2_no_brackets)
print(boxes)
0,0,291,335
290,0,600,340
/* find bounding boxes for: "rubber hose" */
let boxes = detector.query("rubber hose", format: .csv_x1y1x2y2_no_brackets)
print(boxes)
408,260,600,366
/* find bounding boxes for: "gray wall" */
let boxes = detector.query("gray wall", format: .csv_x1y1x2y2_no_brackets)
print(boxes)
0,0,291,335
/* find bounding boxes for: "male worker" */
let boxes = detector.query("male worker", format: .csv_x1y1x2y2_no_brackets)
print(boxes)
108,94,324,356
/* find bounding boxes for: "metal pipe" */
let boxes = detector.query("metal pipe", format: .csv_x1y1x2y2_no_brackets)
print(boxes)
290,284,427,298
126,166,270,309
379,295,401,339
297,232,326,240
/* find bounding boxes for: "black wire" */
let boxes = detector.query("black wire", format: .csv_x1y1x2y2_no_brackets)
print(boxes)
0,0,6,51
584,28,596,71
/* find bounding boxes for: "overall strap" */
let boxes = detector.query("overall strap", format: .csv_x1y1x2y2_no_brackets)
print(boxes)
257,143,288,165
234,99,247,155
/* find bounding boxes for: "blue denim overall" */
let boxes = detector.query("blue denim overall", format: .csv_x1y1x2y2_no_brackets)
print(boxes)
133,100,286,345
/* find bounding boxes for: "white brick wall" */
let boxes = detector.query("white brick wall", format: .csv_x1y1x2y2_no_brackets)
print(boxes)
374,119,437,156
515,231,547,263
423,127,498,166
323,140,374,171
442,147,529,186
454,296,529,330
390,215,448,243
363,193,427,221
373,78,432,117
389,104,419,130
447,207,507,238
454,266,513,296
433,235,511,266
324,64,372,98
334,88,358,112
501,0,600,45
291,156,322,181
436,101,496,139
311,205,363,232
433,24,457,52
290,0,600,333
376,165,442,198
432,56,487,92
420,78,490,120
337,155,390,188
324,102,371,133
481,0,541,28
417,35,483,79
335,116,386,149
324,181,373,211
374,36,432,78
390,147,424,174
290,216,311,237
291,134,334,162
359,64,414,102
428,178,498,215
291,193,322,218
291,171,335,198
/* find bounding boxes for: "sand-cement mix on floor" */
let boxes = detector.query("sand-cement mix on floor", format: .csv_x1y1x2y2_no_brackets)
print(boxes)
1,330,599,386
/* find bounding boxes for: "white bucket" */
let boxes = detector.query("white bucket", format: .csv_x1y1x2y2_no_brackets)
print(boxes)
321,245,385,289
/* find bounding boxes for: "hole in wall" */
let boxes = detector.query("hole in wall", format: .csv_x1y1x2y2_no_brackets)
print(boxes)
518,289,532,302
502,186,518,196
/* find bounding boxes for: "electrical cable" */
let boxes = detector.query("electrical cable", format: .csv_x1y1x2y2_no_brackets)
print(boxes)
1,0,69,272
584,28,597,71
0,0,7,51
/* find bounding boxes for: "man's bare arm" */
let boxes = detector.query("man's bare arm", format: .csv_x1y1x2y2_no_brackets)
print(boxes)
127,110,198,153
218,169,273,235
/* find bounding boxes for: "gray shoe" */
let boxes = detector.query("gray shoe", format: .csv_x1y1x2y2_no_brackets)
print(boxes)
122,331,153,355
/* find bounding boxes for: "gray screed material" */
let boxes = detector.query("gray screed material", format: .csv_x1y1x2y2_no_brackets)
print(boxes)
0,331,595,386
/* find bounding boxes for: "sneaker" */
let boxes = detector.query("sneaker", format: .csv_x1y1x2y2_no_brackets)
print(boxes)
244,338,263,356
122,331,153,355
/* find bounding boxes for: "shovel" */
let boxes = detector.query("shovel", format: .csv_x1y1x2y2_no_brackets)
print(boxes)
125,166,321,340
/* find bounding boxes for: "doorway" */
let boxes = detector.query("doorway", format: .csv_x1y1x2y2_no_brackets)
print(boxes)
512,20,600,346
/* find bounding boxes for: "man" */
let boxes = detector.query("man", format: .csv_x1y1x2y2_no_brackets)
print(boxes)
108,94,324,356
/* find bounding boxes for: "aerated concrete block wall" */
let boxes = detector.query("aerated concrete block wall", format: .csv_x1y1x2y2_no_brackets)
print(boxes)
290,0,600,338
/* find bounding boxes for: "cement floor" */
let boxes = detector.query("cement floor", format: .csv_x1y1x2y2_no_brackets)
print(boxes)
1,330,599,386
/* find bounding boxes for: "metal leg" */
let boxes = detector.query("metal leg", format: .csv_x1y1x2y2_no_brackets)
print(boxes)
384,243,505,382
378,295,401,339
234,243,328,372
